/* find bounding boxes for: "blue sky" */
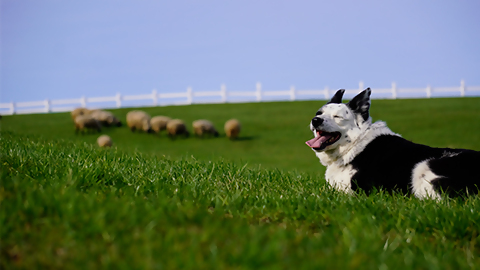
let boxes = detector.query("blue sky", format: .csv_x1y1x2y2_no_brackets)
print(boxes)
1,0,480,103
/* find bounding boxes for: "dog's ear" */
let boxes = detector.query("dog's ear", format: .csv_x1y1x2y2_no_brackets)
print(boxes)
347,88,372,121
327,89,345,104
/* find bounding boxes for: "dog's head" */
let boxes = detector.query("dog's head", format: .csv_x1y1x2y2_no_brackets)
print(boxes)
306,88,372,152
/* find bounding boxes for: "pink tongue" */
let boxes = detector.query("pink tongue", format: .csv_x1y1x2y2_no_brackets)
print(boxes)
306,135,331,148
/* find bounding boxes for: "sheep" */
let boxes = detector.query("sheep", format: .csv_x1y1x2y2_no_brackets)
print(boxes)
74,115,101,134
126,110,152,133
224,119,241,140
90,110,122,127
192,119,219,137
166,119,190,138
97,135,113,147
71,107,90,121
150,116,171,134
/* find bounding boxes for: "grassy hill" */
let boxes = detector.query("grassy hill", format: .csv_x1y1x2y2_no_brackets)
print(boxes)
2,97,480,177
2,97,480,268
2,131,480,269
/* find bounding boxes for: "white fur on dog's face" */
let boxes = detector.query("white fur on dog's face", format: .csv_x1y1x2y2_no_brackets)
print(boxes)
307,88,387,167
309,103,363,153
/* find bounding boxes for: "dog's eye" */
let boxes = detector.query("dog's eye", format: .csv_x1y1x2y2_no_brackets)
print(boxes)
333,115,343,119
315,111,322,116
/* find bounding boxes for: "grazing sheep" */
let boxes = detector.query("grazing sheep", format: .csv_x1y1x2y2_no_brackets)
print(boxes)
71,107,90,121
126,110,152,133
192,119,219,137
97,135,113,147
74,115,101,134
150,116,171,134
166,119,190,138
90,110,122,127
224,119,241,140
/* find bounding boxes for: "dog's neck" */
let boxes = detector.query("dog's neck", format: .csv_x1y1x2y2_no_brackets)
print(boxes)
316,119,399,167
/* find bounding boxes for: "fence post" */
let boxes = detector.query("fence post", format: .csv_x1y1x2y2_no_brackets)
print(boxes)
460,80,465,97
187,87,193,104
359,81,364,91
426,85,432,98
323,86,329,100
152,89,158,106
81,96,87,108
9,102,15,115
221,84,227,103
115,93,122,108
256,82,262,102
44,99,50,113
290,85,296,101
391,82,397,99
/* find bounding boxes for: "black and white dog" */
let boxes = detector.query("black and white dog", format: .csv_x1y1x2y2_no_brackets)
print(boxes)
306,88,480,199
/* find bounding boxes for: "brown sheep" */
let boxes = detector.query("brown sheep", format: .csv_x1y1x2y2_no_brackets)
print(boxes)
224,119,241,140
97,135,113,147
166,119,190,138
71,107,90,121
192,119,219,137
74,115,101,134
126,110,152,133
90,110,122,127
150,116,171,134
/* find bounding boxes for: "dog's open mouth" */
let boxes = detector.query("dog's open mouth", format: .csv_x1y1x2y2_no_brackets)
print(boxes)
305,130,341,151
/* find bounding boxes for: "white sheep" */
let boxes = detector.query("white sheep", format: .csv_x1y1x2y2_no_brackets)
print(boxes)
166,119,190,138
71,107,90,121
74,115,101,134
192,119,219,137
97,135,113,147
90,110,122,127
224,119,241,140
126,110,153,133
150,116,172,134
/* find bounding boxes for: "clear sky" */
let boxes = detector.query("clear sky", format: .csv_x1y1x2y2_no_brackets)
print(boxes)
1,0,480,103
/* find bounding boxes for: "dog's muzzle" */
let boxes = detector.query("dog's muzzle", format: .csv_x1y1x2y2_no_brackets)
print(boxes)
307,117,341,151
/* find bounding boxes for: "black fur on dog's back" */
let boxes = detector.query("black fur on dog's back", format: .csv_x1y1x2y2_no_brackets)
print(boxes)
349,134,480,197
428,150,480,197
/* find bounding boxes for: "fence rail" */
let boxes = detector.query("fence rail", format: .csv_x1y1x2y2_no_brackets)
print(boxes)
1,80,479,115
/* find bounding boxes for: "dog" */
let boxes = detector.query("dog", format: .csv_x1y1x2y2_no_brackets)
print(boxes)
306,88,480,199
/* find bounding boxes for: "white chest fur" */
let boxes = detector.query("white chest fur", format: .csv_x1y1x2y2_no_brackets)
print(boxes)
325,163,356,193
313,121,399,194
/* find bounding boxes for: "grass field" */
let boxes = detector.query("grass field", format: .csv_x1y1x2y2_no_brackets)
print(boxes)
1,97,480,269
1,131,480,269
1,97,480,176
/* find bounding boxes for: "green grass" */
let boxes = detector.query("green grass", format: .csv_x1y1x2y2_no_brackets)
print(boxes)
1,98,480,176
1,131,480,269
2,98,480,269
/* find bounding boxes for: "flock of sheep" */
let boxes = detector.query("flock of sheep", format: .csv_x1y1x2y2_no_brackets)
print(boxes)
70,107,241,148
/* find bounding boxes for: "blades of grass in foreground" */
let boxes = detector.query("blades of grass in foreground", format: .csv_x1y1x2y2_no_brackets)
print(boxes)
1,131,479,269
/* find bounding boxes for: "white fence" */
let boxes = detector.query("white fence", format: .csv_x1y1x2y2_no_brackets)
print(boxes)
1,80,479,115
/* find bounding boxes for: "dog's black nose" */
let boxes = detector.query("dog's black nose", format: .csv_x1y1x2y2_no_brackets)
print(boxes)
311,117,323,128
